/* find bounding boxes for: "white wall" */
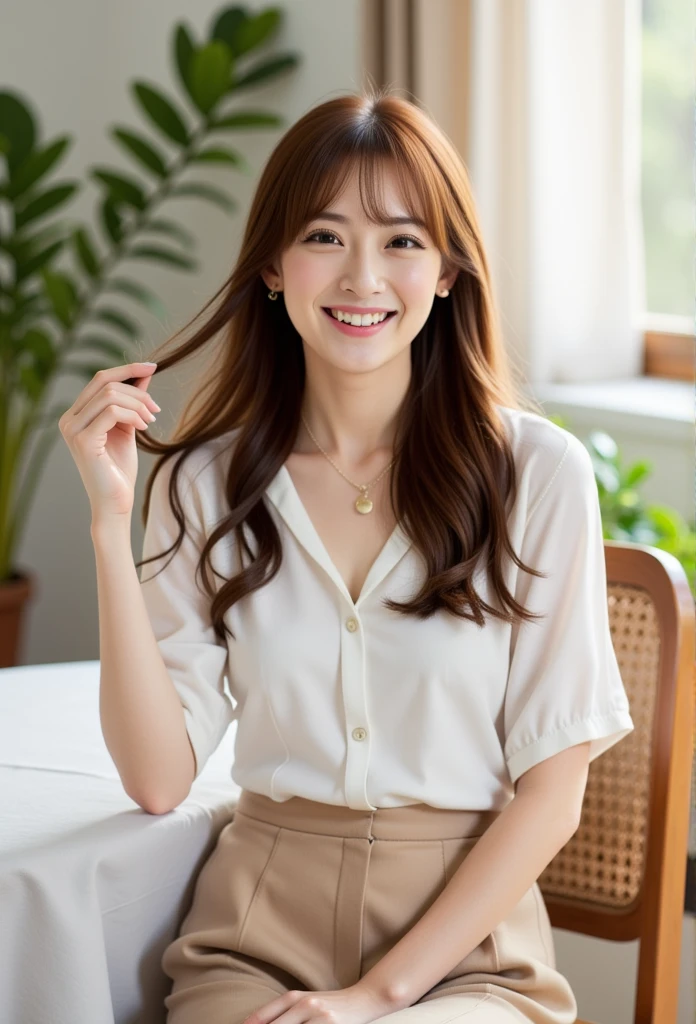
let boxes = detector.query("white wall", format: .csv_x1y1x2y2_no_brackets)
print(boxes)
5,2,693,1021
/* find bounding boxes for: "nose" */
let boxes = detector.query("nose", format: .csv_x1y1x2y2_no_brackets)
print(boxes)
338,243,386,297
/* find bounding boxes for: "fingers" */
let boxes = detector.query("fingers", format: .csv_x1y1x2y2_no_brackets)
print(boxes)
59,362,161,436
81,402,154,442
63,389,157,439
59,362,160,438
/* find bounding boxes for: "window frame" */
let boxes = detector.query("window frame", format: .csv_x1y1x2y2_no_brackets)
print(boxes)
643,316,694,381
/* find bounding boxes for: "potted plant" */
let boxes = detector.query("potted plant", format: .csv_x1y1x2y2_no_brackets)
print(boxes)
0,4,300,666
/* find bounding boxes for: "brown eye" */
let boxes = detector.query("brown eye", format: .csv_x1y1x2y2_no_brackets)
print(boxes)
389,234,425,249
302,231,339,244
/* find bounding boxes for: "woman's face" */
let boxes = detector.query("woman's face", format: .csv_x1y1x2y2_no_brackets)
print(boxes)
263,162,456,376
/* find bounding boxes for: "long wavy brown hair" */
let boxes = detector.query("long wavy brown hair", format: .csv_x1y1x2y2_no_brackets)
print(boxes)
135,87,549,644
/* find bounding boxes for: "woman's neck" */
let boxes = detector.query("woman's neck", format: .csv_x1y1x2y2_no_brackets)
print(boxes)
296,360,407,460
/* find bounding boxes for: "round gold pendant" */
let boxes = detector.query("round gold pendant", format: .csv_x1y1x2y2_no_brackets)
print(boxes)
355,496,373,514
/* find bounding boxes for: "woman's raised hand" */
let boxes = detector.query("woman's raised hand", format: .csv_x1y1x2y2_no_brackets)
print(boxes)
59,362,161,521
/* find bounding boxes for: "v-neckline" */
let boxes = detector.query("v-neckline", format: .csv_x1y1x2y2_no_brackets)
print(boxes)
264,462,412,608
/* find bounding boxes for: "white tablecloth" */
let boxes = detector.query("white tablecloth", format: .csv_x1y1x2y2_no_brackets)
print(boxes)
0,660,241,1024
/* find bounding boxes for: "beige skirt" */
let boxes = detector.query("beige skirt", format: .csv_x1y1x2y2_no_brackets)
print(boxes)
162,789,578,1023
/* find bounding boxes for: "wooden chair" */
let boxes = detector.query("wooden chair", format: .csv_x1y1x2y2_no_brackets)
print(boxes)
539,541,695,1024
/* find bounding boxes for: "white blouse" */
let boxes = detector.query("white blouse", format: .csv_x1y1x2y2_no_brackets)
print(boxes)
139,406,635,811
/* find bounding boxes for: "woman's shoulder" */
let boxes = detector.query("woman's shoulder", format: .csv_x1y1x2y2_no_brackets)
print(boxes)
496,403,589,465
183,427,242,486
494,404,594,514
153,428,243,527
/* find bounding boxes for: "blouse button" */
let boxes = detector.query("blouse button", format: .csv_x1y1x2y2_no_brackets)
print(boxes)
345,617,359,632
352,727,367,741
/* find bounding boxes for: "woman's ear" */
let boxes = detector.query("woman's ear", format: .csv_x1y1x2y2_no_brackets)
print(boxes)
438,258,459,295
261,264,282,293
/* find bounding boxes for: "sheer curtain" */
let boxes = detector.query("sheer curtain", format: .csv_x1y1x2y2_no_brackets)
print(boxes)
361,0,646,386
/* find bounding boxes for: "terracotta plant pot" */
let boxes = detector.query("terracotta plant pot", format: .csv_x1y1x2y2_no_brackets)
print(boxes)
0,568,37,668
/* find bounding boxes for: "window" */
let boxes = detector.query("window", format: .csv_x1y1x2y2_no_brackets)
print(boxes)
641,0,694,380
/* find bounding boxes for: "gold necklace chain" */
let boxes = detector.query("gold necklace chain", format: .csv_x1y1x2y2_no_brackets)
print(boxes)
300,413,395,515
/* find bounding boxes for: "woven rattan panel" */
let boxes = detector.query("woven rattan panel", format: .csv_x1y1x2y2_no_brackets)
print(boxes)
538,583,658,908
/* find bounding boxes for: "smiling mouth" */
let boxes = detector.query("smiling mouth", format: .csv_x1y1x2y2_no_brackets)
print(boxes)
321,308,398,325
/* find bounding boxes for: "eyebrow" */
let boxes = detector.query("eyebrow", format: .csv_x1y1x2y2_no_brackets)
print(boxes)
311,211,428,230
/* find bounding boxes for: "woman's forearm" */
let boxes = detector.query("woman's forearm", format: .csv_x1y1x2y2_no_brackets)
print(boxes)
92,515,195,813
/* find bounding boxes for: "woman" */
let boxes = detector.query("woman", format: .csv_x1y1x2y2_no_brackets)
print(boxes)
61,90,634,1023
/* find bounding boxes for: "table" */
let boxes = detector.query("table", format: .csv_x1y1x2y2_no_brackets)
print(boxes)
0,659,241,1024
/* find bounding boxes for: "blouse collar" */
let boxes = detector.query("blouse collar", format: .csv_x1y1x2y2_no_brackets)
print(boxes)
265,462,412,609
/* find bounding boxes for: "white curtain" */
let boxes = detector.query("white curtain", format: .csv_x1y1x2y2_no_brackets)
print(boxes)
466,0,646,385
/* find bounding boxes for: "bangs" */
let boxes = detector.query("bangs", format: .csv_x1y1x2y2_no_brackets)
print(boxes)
283,144,450,252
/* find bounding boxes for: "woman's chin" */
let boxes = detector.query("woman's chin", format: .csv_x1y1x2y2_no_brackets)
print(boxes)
301,324,410,374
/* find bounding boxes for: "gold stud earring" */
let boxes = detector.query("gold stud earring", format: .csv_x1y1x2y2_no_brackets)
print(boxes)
268,289,278,300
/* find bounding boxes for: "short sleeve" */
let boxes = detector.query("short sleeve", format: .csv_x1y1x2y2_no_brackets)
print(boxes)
503,432,635,786
139,453,236,779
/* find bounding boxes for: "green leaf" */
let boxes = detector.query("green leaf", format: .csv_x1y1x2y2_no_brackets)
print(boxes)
231,9,281,57
111,127,168,178
174,24,196,96
231,54,299,92
40,268,79,327
16,238,65,282
624,459,653,487
125,244,197,270
22,326,55,362
614,504,640,528
169,181,236,212
588,430,618,462
21,327,57,385
19,363,46,399
103,276,167,320
73,226,101,279
7,289,45,323
190,145,248,170
188,41,233,115
132,82,190,146
545,413,568,429
90,306,139,338
616,489,641,510
8,222,68,258
78,335,132,364
210,7,248,55
0,90,36,173
591,458,620,494
209,110,283,130
647,504,686,541
100,197,125,244
14,183,79,231
7,136,72,200
91,169,147,210
142,217,196,249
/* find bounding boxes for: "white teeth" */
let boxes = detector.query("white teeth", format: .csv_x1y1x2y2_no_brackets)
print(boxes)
330,309,390,326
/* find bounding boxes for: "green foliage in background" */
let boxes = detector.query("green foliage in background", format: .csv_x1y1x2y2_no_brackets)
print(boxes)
642,0,694,316
0,5,301,582
548,414,696,596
